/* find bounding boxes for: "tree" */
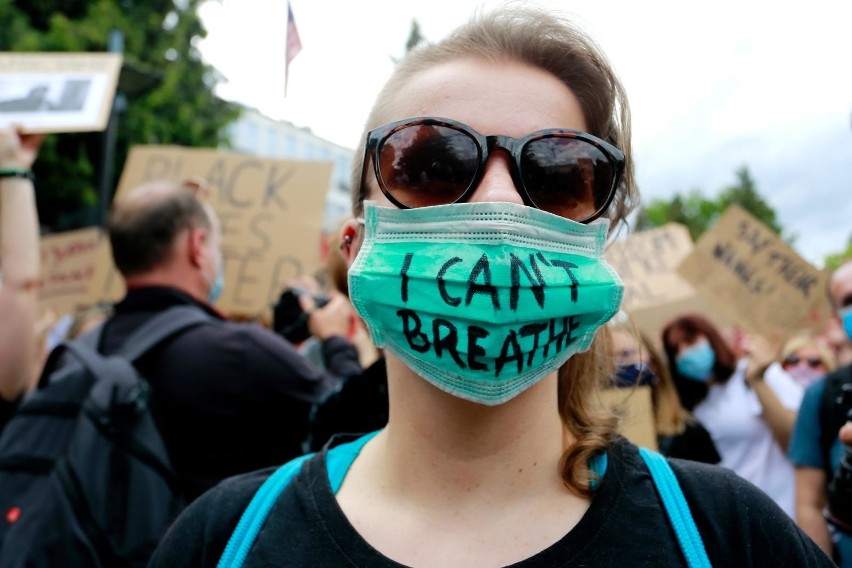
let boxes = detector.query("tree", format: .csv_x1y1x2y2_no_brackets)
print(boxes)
635,166,790,242
0,0,239,229
405,20,425,53
392,19,426,64
825,232,852,270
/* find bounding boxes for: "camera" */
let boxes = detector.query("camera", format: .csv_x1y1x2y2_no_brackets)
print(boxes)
272,287,330,344
826,383,852,533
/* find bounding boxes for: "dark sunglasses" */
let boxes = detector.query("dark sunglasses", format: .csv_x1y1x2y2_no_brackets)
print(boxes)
359,117,625,223
782,354,825,369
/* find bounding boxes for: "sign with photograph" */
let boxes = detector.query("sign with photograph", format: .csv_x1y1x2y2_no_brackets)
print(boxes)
91,145,333,316
677,204,831,339
0,52,122,133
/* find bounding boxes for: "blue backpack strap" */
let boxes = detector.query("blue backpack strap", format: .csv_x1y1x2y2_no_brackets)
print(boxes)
638,448,712,568
216,431,380,568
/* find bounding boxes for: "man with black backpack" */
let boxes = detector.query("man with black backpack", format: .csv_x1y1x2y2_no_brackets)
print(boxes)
789,260,852,566
0,179,362,567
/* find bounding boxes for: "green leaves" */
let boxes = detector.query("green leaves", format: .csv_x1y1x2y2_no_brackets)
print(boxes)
2,0,239,229
636,166,790,243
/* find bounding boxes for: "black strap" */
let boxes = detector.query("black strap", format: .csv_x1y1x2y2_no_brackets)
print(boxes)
63,306,213,369
114,305,215,362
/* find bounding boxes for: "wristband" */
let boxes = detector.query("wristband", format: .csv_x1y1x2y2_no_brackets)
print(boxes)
0,169,35,183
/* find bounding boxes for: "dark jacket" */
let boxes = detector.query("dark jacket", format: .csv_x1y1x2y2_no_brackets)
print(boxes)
98,286,360,501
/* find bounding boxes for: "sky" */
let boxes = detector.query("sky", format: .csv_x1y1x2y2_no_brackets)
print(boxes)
197,0,852,267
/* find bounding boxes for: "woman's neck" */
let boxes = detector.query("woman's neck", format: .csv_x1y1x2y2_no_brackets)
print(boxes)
335,355,589,567
365,354,570,502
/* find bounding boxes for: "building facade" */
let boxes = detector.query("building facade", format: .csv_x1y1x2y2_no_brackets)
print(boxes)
227,106,354,232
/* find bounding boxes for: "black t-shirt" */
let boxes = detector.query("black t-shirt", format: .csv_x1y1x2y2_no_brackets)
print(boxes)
150,436,833,567
658,420,721,465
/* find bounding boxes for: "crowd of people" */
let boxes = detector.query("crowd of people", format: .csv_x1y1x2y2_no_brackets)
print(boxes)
1,4,851,567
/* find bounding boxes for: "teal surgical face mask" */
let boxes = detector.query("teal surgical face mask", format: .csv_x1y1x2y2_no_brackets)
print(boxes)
348,201,624,406
675,339,716,382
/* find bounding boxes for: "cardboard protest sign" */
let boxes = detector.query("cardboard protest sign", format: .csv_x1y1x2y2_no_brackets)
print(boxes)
0,53,121,133
91,145,333,316
600,386,657,450
678,204,831,339
605,223,696,312
38,227,103,317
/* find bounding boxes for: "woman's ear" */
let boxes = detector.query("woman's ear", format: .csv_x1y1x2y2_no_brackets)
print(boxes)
339,218,362,268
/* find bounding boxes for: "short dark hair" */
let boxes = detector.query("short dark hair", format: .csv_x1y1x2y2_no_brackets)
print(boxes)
108,185,211,276
661,313,738,411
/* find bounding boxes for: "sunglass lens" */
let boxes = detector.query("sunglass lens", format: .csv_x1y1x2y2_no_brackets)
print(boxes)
520,137,614,220
378,124,479,207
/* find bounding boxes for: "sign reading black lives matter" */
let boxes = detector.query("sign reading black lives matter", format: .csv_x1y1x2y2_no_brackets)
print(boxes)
0,52,121,133
678,204,831,339
91,145,333,316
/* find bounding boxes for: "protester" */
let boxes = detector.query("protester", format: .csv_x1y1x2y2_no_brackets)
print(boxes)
779,332,837,389
661,313,803,517
151,6,832,566
0,126,45,430
611,323,720,464
95,179,361,501
789,260,852,565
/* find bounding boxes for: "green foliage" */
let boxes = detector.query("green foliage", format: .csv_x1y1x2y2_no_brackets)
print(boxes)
636,166,791,242
824,233,852,270
405,20,425,53
0,0,239,229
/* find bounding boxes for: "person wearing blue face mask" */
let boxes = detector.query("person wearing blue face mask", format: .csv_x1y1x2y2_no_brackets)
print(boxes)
611,324,720,465
662,313,804,518
151,7,832,567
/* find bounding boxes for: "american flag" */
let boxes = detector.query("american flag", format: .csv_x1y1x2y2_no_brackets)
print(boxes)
285,2,302,96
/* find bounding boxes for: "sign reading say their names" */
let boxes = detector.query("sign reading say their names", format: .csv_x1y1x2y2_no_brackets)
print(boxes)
605,223,696,312
93,145,333,315
38,227,103,316
678,204,830,338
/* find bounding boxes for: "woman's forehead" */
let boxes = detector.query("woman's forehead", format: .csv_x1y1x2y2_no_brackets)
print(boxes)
381,57,587,136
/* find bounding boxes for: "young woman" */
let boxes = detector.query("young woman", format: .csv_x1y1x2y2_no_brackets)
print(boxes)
151,7,831,567
610,324,720,464
661,313,804,518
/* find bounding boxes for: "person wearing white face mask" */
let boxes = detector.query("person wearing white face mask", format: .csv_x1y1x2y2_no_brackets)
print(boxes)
779,334,837,389
661,314,804,518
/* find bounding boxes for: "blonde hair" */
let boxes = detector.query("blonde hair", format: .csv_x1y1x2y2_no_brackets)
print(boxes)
780,332,838,373
351,5,637,230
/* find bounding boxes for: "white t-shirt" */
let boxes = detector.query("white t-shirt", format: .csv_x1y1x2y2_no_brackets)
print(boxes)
693,359,803,518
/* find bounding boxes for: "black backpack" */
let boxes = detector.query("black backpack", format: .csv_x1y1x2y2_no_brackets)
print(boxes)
0,306,212,567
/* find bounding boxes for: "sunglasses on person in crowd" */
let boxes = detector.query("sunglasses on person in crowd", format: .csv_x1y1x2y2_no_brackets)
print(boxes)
359,117,625,223
782,354,825,369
